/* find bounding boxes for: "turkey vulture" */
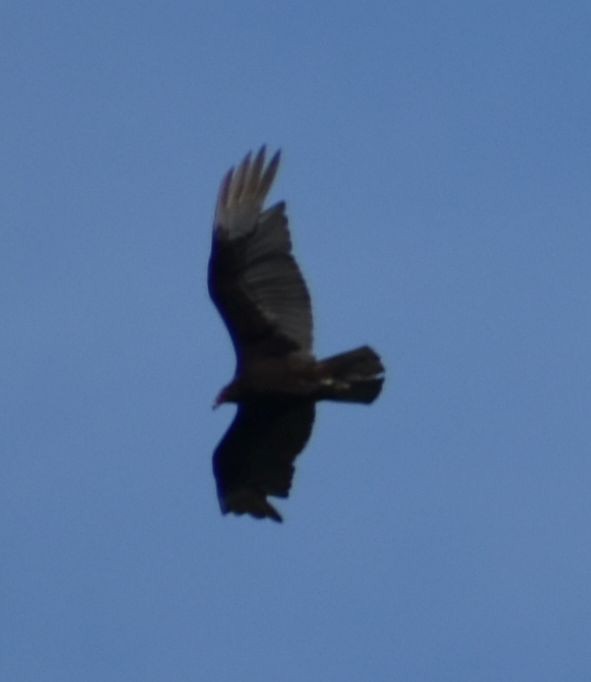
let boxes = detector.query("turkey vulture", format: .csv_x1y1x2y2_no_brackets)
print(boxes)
208,147,384,522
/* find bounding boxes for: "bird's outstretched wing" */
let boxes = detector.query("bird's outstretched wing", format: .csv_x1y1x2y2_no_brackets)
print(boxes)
213,399,316,522
208,147,313,368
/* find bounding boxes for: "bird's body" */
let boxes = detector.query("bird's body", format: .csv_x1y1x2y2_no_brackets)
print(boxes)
216,354,316,400
208,148,384,521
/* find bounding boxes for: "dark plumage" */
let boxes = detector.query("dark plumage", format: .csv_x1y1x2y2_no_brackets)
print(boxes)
208,147,384,522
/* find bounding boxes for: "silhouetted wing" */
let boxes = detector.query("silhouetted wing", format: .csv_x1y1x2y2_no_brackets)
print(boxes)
213,399,316,522
208,148,313,368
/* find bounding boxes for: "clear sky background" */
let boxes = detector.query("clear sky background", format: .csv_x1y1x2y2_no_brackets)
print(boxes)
2,2,590,680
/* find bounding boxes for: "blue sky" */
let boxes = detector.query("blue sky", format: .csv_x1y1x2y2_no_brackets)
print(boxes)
2,2,591,680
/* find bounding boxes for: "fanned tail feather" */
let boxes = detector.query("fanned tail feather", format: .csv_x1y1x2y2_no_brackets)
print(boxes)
317,346,384,404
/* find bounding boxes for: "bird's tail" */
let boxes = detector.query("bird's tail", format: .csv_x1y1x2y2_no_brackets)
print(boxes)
317,345,384,404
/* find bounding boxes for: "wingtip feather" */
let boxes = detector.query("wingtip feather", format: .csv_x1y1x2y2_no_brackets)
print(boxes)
220,488,284,523
213,146,282,237
259,150,281,198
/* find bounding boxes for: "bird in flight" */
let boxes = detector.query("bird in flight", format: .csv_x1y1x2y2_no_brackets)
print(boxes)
208,147,384,522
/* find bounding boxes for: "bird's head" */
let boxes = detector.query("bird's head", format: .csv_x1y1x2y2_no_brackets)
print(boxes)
212,382,239,409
